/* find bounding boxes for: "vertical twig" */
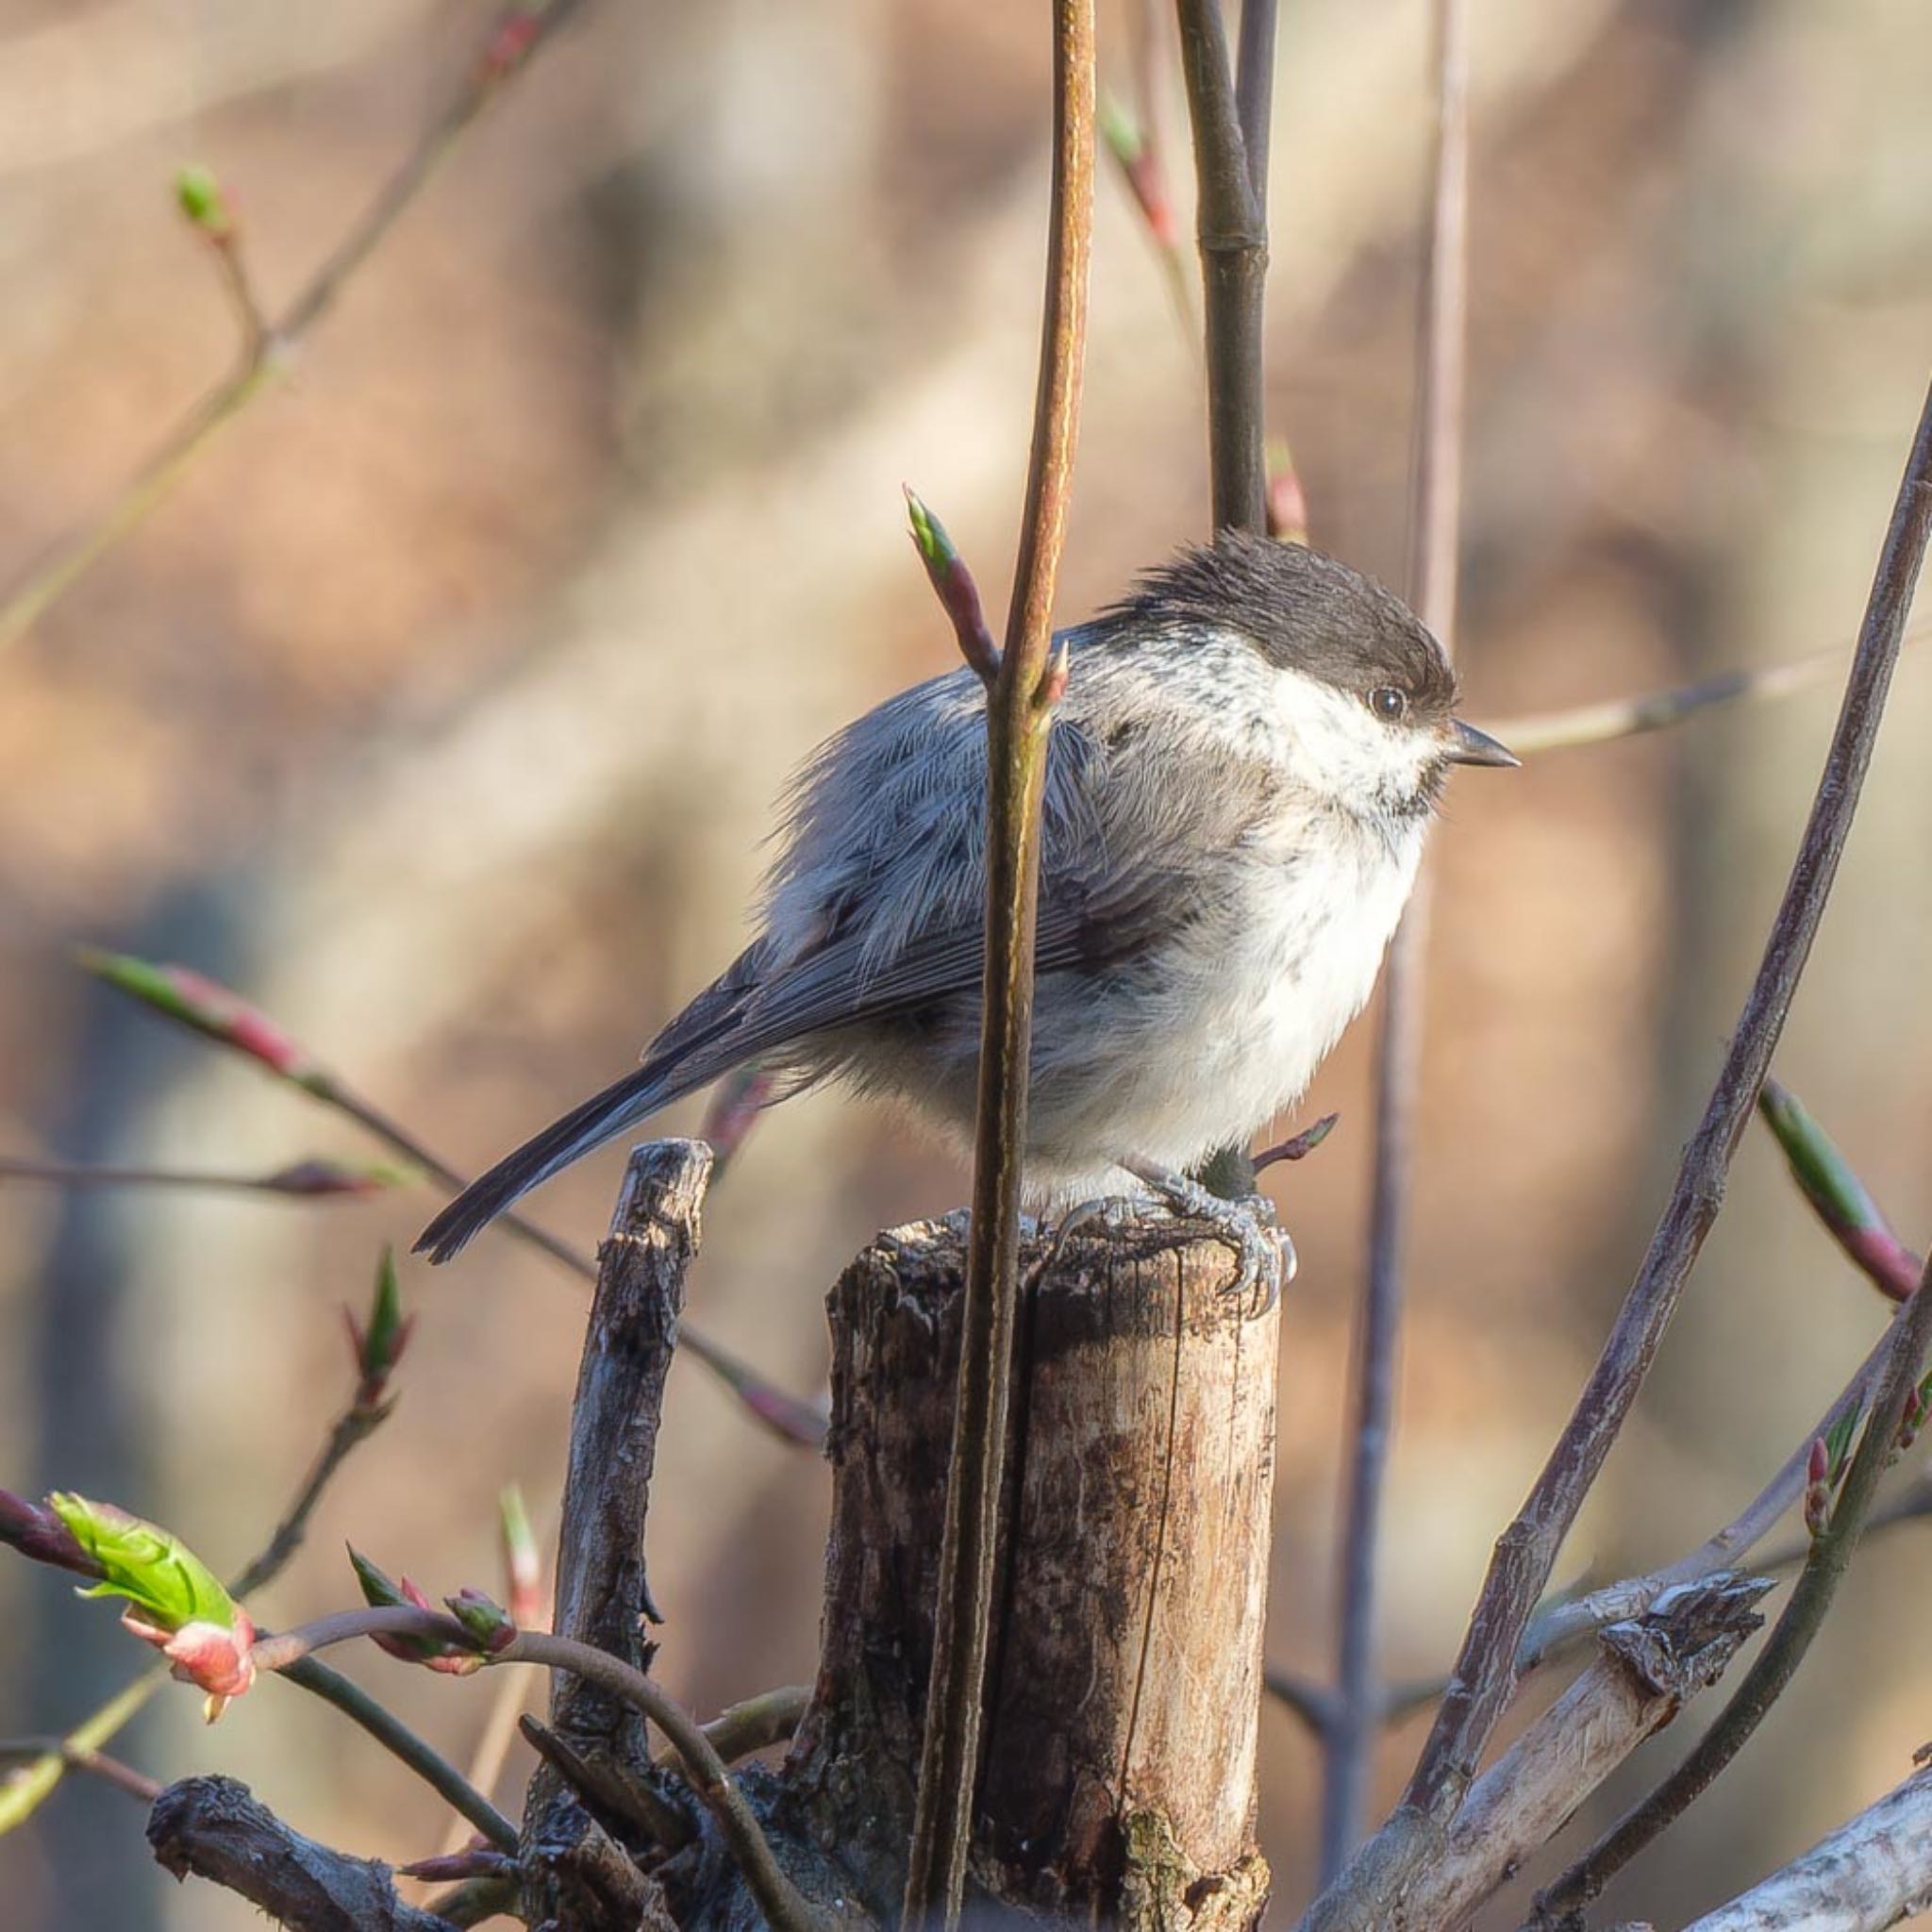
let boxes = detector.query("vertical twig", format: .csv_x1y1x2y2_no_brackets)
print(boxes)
1319,0,1469,1881
1303,374,1932,1932
1176,0,1269,534
901,4,1095,1924
1533,1257,1932,1918
1234,3,1280,201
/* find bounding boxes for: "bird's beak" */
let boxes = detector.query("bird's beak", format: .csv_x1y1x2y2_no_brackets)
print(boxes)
1443,718,1520,768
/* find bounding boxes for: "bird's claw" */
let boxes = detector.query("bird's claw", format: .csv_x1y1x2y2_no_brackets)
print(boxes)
1122,1159,1293,1315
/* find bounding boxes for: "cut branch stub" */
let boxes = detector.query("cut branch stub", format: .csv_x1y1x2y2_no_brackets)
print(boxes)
523,1139,710,1925
784,1210,1278,1927
148,1775,459,1932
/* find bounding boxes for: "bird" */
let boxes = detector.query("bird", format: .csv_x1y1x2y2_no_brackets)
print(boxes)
416,531,1514,1293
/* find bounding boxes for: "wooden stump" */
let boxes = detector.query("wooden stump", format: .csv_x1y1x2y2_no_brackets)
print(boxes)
782,1210,1279,1927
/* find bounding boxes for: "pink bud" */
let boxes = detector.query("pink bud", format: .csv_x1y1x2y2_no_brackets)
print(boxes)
124,1606,258,1722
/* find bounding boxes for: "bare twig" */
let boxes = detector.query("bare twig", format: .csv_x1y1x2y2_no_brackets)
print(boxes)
148,1774,460,1932
1321,0,1469,1882
1519,1304,1911,1671
76,948,825,1446
1491,645,1846,757
1175,0,1267,534
0,1736,159,1806
1681,1759,1932,1932
0,0,591,653
902,6,1095,1925
0,1155,398,1198
1386,1575,1773,1932
276,1655,518,1855
1304,374,1932,1932
685,1684,811,1768
520,1710,694,1850
505,1631,822,1932
1234,1,1280,202
1534,1257,1932,1918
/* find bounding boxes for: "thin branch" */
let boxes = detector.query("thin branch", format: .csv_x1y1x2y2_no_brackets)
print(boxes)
1493,645,1845,757
0,0,591,653
1681,1759,1932,1932
903,6,1095,1926
276,1655,518,1855
520,1710,694,1850
684,1684,811,1768
1175,0,1268,534
1518,1305,1910,1671
1385,1575,1773,1932
253,1602,819,1926
0,1736,160,1806
1320,0,1469,1882
1234,2,1280,203
1533,1257,1932,1918
0,1155,396,1198
502,1631,821,1932
437,1669,532,1856
1304,374,1932,1932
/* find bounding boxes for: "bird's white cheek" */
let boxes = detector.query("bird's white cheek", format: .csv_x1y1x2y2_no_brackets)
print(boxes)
1269,672,1427,802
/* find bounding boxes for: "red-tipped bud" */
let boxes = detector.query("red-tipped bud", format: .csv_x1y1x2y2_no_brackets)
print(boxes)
905,488,1000,685
700,1064,777,1179
77,949,331,1094
1266,441,1310,546
1035,641,1072,713
266,1158,409,1199
343,1249,412,1408
498,1485,544,1632
444,1586,516,1654
1899,1371,1932,1455
1803,1437,1832,1538
1758,1078,1924,1302
398,1847,518,1883
348,1548,484,1674
1099,96,1181,251
0,1489,104,1579
476,8,544,84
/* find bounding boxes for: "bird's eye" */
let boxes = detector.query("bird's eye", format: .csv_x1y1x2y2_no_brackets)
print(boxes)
1369,686,1407,722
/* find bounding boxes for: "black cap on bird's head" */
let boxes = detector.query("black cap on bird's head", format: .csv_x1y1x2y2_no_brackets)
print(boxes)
1104,530,1518,769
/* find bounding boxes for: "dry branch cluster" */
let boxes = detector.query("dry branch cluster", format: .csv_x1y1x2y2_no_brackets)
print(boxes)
5,4,1932,1932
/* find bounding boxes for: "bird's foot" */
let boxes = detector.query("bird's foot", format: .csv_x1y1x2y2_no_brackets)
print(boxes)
1041,1192,1144,1284
1122,1158,1293,1314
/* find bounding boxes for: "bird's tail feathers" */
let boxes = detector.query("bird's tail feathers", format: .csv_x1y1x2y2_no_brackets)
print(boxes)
414,1062,684,1264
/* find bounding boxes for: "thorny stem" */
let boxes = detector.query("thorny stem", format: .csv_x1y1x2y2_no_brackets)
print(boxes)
1301,375,1932,1932
903,5,1094,1924
0,0,592,653
1534,1257,1932,1918
1321,0,1469,1883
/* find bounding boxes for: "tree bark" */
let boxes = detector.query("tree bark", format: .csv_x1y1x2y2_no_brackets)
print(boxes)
521,1139,708,1927
782,1209,1279,1927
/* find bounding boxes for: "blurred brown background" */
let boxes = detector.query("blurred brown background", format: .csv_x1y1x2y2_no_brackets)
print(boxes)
2,1,1929,1926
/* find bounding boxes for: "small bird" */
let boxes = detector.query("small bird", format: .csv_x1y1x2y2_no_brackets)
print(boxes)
416,532,1514,1290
